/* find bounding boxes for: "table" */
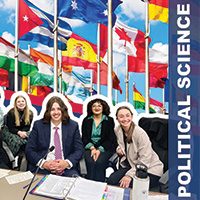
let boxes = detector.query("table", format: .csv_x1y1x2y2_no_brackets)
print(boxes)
0,169,168,200
0,170,49,200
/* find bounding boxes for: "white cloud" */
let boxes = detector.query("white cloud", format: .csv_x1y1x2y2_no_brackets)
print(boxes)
152,43,168,56
29,0,53,14
150,43,168,63
0,0,53,13
0,0,15,10
1,31,15,43
113,51,126,75
119,0,145,20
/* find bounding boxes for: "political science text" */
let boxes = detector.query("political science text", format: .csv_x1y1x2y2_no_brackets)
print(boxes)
169,0,200,199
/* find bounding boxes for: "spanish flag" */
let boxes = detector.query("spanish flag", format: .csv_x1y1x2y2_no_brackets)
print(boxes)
62,33,105,69
149,0,168,23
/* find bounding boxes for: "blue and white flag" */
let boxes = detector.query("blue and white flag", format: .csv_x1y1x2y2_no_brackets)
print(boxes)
19,0,72,50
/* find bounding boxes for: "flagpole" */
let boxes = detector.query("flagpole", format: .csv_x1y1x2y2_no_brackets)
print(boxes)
14,0,19,92
53,0,58,92
115,67,118,104
145,0,150,114
97,23,101,94
107,0,113,100
162,87,165,114
90,70,93,96
27,44,31,94
125,53,129,102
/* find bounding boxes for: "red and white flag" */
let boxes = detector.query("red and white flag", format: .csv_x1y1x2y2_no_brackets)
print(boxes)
19,0,43,38
100,20,147,57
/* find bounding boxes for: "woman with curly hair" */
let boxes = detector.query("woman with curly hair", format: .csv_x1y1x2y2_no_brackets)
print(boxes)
81,98,117,182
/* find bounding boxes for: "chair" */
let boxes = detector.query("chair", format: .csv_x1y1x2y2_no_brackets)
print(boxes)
139,116,168,193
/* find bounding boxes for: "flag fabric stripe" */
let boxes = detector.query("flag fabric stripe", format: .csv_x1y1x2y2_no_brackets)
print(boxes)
0,68,9,87
133,86,163,112
149,0,168,8
149,1,168,23
0,37,38,76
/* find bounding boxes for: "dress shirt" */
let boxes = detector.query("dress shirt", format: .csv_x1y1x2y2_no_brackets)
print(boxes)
38,122,72,169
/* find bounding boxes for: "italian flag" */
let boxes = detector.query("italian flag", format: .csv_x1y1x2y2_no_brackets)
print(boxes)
133,86,163,113
0,37,38,76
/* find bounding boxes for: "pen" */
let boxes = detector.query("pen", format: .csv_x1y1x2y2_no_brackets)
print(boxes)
23,178,38,189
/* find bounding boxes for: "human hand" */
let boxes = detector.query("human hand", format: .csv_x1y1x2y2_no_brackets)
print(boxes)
119,175,132,188
54,159,69,174
91,148,97,157
93,149,101,161
116,146,125,157
17,131,28,139
42,160,56,172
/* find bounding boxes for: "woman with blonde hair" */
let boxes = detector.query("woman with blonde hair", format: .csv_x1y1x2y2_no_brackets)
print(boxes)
2,95,33,157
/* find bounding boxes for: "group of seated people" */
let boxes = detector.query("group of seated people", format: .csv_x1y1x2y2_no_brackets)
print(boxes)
0,92,164,190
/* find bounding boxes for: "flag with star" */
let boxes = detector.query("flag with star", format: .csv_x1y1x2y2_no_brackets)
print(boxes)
19,0,43,38
19,0,72,50
58,0,121,26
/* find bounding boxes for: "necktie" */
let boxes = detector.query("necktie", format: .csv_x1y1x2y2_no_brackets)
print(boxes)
54,127,62,160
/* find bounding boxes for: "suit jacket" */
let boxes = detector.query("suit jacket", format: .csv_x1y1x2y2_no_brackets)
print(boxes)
26,119,84,172
81,116,117,152
115,125,163,178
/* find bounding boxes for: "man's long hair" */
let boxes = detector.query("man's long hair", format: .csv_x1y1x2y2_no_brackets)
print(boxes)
43,96,70,124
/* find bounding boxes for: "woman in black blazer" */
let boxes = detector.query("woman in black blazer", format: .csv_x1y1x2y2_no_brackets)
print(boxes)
82,98,117,182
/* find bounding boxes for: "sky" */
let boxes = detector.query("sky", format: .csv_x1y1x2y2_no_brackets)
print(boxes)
0,0,168,112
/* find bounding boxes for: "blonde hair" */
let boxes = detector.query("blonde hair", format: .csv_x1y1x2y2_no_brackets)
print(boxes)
14,96,31,126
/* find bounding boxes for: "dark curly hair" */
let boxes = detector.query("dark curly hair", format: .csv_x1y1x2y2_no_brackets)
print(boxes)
86,98,110,117
43,96,70,124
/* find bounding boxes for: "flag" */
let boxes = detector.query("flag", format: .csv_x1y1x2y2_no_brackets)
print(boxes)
19,0,43,38
30,48,67,89
150,76,167,88
71,67,92,85
0,37,38,76
58,0,121,26
62,33,106,68
0,69,9,87
30,85,53,97
30,48,90,101
62,33,122,93
128,48,168,88
91,61,122,93
62,33,99,68
149,0,168,23
19,0,72,50
133,86,163,113
100,21,147,57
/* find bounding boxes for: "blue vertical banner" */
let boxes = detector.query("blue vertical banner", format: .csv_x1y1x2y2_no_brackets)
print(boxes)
169,0,200,199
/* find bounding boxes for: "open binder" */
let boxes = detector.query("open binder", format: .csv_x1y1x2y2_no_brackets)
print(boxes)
31,174,107,200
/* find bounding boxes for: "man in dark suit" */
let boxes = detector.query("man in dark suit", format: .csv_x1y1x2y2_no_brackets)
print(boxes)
26,96,84,176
